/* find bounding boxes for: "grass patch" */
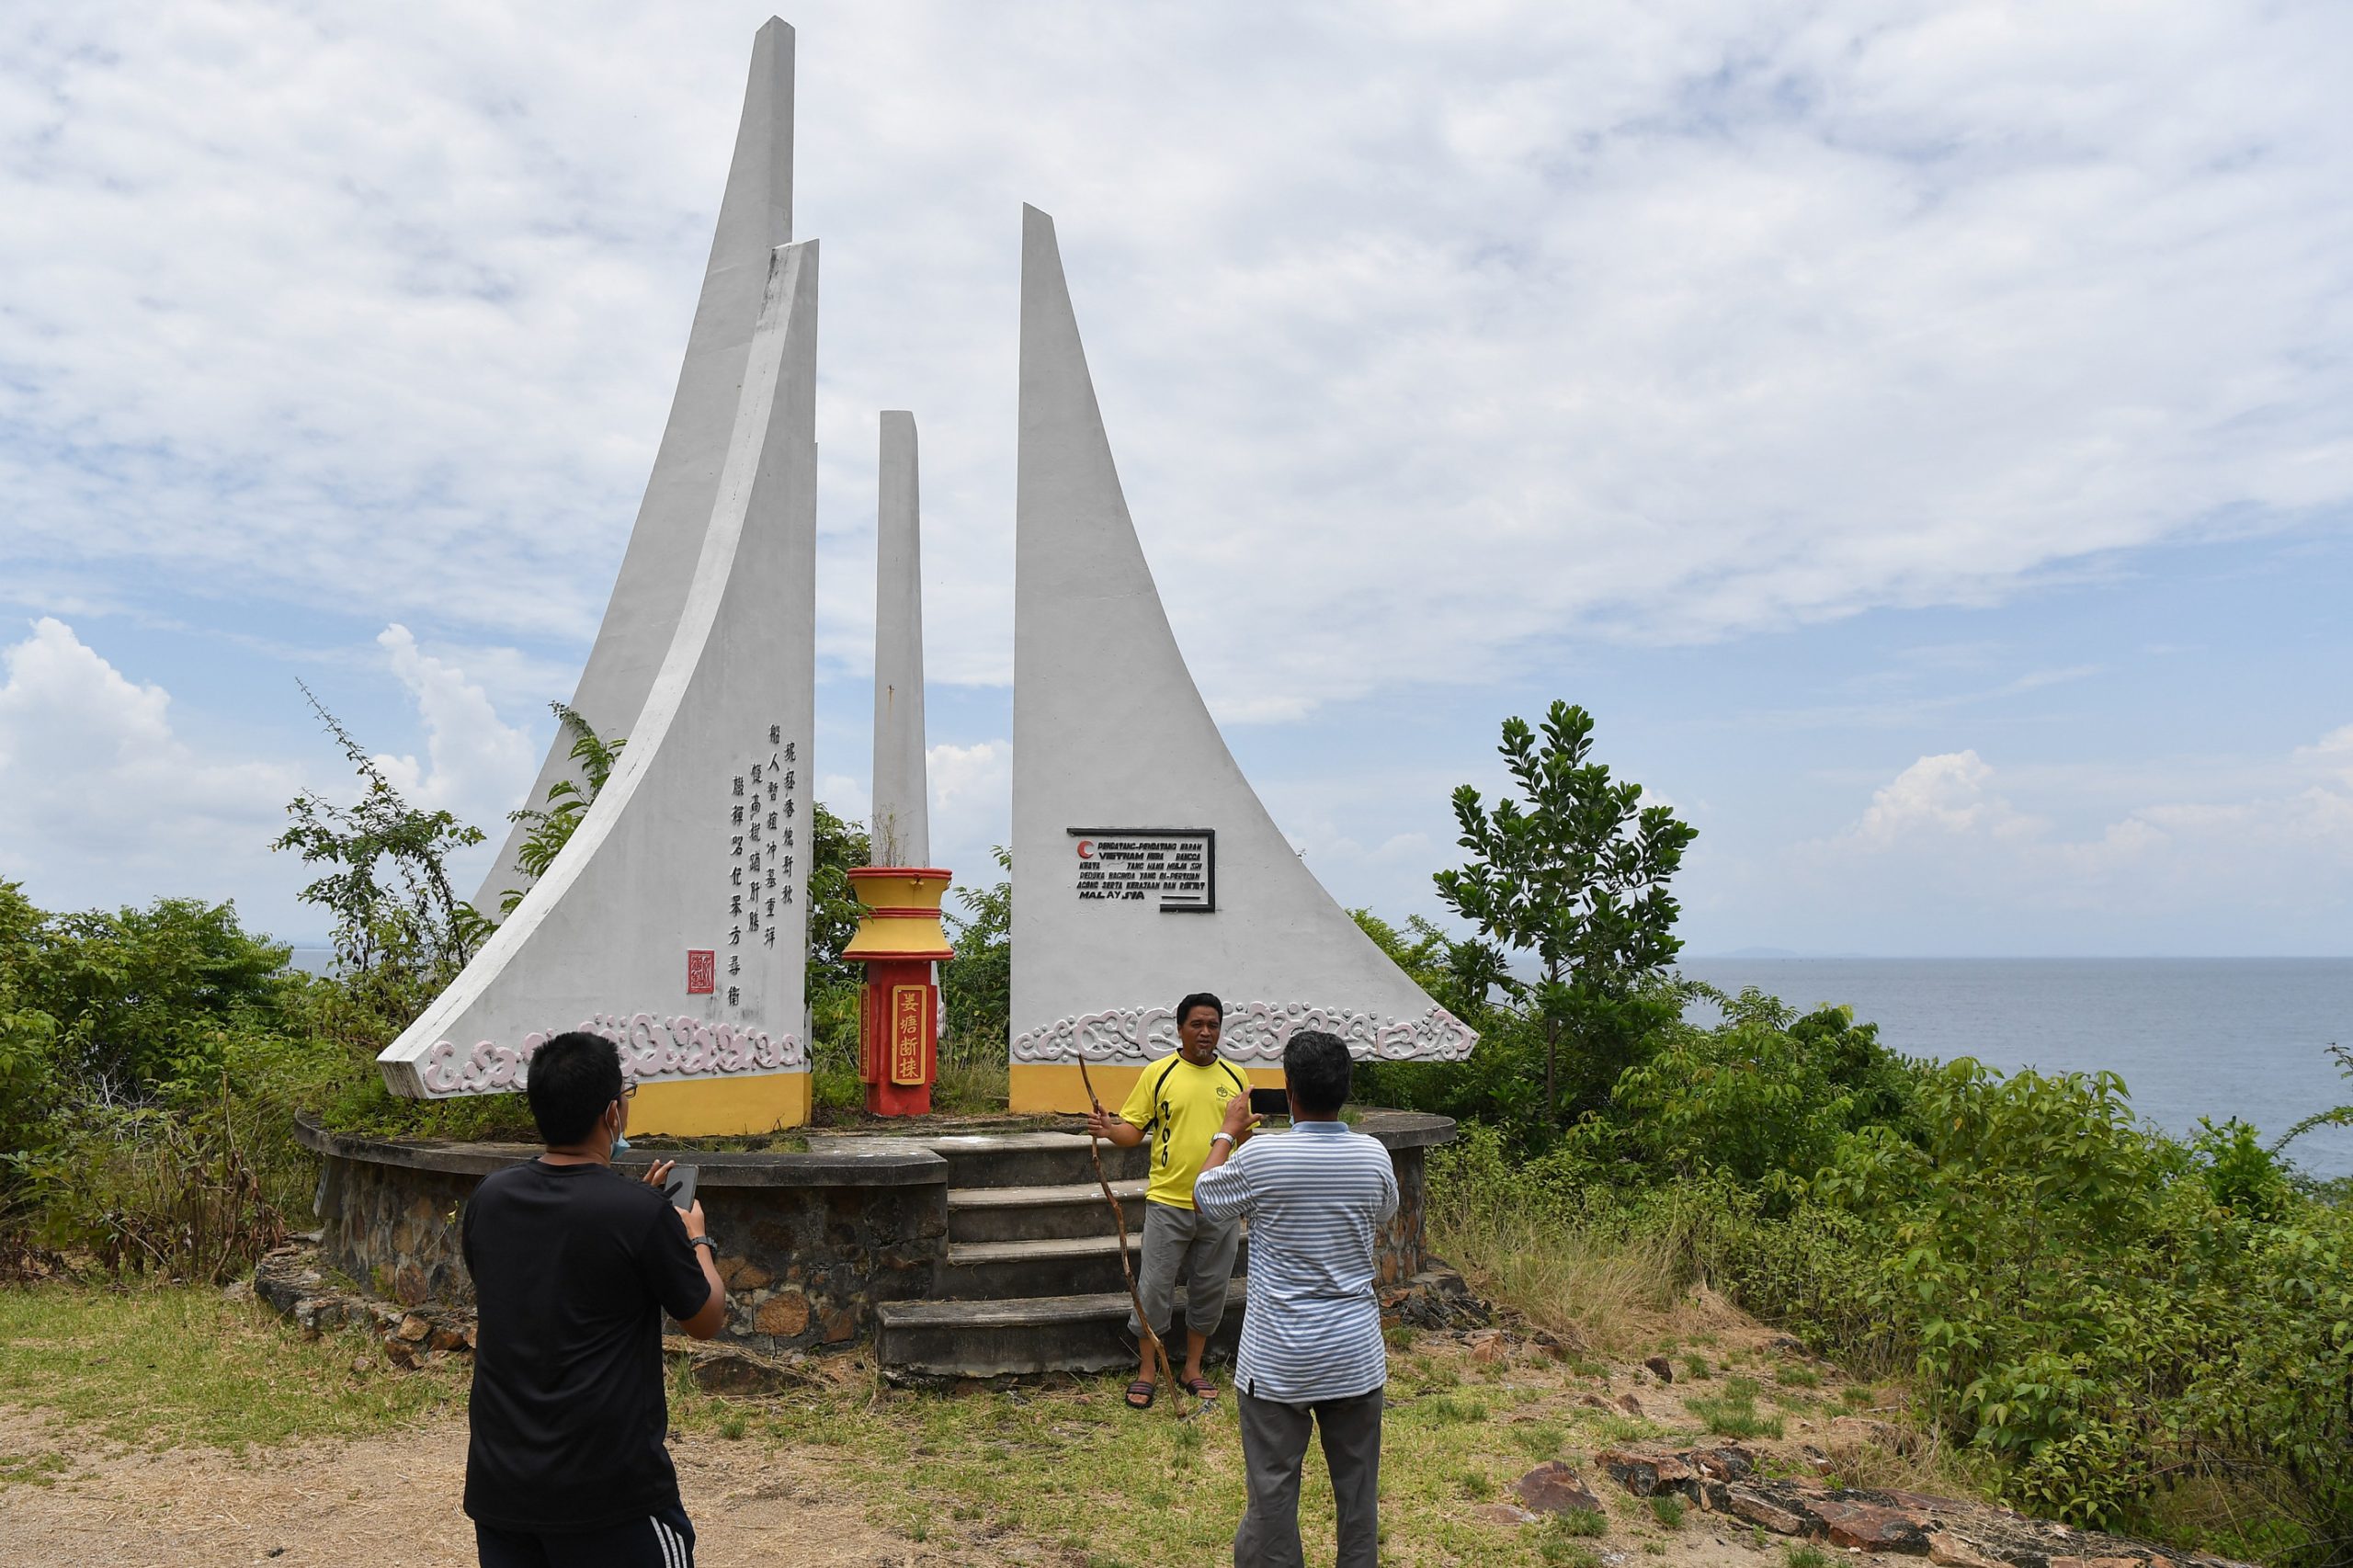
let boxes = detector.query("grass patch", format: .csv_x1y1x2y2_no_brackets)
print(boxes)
0,1283,464,1449
1776,1364,1821,1388
0,1449,69,1488
1552,1506,1608,1537
1682,1353,1712,1380
1429,1197,1686,1353
1685,1378,1786,1441
1787,1548,1833,1568
1648,1494,1686,1529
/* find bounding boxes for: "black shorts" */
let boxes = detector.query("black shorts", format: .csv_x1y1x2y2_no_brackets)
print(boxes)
474,1504,695,1568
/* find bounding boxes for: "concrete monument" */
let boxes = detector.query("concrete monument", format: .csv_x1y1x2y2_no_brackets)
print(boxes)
1007,206,1476,1113
379,28,817,1135
474,19,795,918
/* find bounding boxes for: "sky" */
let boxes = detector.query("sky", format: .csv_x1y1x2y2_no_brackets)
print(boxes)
2,0,2349,958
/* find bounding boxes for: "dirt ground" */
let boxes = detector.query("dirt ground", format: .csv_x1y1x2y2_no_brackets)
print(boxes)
0,1407,1017,1568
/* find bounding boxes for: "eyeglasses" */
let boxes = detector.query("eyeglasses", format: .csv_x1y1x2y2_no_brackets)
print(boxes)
620,1082,639,1100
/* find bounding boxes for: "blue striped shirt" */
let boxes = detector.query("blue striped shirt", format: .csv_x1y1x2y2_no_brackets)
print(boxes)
1193,1119,1398,1403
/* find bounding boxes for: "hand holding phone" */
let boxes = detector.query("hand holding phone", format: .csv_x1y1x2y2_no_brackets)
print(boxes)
1248,1086,1290,1120
663,1165,699,1214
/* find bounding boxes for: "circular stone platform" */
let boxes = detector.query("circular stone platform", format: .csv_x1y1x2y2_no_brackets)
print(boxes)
295,1110,1455,1374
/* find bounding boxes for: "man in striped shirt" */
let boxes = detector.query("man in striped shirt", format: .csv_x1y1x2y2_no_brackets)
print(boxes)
1194,1029,1397,1568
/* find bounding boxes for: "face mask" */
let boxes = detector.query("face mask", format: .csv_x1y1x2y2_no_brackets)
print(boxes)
611,1133,631,1154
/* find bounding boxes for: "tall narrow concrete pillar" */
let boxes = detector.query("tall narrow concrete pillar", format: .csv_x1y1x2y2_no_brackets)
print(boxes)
870,411,929,868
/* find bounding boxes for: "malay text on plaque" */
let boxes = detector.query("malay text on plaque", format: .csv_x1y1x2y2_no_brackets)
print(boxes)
1067,827,1215,913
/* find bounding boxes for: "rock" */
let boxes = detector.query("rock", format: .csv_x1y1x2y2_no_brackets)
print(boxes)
1927,1535,2006,1568
1577,1393,1614,1413
1689,1445,1756,1482
754,1290,811,1337
222,1278,255,1303
381,1337,416,1369
427,1324,468,1354
1596,1449,1693,1498
1472,1503,1538,1526
1719,1486,1808,1536
1813,1497,1933,1553
350,1357,375,1375
1615,1393,1643,1416
1644,1355,1675,1383
1470,1331,1508,1365
395,1313,432,1343
683,1342,807,1395
1767,1335,1809,1356
1512,1462,1603,1515
819,1305,857,1344
1800,1444,1832,1472
1530,1328,1578,1359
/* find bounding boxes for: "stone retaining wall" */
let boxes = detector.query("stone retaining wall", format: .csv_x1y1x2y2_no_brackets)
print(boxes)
296,1110,1451,1355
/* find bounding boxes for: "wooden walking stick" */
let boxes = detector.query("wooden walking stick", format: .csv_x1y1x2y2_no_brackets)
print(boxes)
1077,1053,1189,1418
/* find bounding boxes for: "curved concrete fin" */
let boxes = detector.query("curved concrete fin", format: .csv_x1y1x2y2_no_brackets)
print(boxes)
1009,206,1473,1086
475,18,796,912
870,411,929,868
382,241,819,1103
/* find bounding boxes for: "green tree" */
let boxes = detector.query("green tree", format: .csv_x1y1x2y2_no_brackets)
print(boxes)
1434,701,1696,1124
941,848,1012,1066
497,702,625,915
273,685,487,1040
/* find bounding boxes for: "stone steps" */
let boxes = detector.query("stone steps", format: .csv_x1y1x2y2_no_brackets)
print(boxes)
936,1227,1251,1301
947,1178,1145,1243
864,1137,1250,1375
876,1278,1249,1379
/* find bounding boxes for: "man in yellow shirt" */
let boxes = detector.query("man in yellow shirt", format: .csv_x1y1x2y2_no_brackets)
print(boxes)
1086,991,1248,1409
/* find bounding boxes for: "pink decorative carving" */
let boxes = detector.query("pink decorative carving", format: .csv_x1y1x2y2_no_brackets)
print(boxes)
415,1014,806,1097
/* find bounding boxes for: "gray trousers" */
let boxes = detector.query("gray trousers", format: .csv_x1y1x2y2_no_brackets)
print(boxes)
1233,1386,1383,1568
1127,1200,1239,1342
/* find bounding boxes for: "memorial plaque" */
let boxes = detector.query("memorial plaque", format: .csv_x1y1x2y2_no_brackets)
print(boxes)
1067,828,1215,913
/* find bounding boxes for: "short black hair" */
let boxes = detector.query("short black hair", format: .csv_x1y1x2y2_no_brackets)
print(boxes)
527,1031,624,1146
1284,1029,1352,1114
1176,992,1223,1028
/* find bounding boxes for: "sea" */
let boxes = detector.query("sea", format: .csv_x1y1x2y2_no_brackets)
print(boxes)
1679,958,2353,1181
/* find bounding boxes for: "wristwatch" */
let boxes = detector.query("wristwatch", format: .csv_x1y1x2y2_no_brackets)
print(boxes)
690,1235,719,1252
1210,1132,1235,1147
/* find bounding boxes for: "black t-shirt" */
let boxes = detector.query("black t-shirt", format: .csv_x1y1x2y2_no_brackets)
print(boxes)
460,1159,713,1532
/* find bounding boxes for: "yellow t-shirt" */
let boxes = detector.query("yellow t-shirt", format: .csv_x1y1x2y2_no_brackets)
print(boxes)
1119,1052,1249,1210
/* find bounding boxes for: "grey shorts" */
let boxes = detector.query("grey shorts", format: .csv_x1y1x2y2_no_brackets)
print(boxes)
1128,1199,1241,1340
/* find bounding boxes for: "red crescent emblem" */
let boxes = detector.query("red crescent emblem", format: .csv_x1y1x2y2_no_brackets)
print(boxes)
1076,839,1095,858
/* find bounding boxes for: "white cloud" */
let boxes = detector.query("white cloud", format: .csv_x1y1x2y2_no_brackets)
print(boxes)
1816,731,2353,934
369,625,540,841
3,1,2349,727
0,618,302,916
1853,750,2042,845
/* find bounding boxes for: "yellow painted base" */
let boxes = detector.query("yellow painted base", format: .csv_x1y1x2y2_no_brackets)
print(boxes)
1008,1062,1287,1115
630,1071,810,1136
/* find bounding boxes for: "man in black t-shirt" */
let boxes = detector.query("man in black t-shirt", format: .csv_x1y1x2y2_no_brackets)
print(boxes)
460,1031,728,1568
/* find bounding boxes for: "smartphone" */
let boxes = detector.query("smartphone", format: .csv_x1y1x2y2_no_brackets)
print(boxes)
1248,1086,1290,1119
664,1165,699,1214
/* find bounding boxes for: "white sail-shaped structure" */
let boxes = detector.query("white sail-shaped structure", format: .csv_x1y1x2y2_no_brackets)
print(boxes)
474,18,795,916
1008,206,1474,1111
377,234,820,1136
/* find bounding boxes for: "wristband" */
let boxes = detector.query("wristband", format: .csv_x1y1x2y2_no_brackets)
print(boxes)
689,1234,719,1252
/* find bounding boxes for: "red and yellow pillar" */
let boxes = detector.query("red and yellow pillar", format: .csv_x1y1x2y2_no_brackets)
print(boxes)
843,868,954,1117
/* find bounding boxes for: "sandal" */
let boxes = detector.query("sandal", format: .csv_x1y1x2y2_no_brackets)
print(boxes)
1125,1380,1157,1410
1179,1375,1218,1401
